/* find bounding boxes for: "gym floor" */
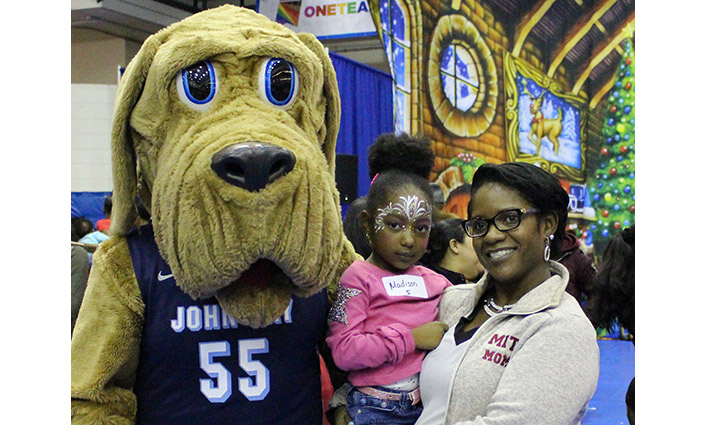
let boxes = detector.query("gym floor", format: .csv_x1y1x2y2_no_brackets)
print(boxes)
582,339,635,424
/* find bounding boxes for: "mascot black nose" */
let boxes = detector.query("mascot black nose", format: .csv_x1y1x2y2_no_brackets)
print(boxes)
211,142,296,192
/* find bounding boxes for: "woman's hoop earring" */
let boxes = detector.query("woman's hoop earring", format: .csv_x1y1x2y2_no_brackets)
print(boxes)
544,234,554,262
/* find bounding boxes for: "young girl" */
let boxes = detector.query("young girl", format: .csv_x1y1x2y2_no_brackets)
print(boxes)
326,133,452,425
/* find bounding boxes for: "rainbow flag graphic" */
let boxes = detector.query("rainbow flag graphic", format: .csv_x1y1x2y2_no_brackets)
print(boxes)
276,1,302,26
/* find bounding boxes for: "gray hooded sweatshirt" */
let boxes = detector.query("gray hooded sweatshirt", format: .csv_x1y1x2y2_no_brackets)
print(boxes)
420,261,599,425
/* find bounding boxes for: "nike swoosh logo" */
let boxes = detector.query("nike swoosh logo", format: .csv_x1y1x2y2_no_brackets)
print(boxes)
157,271,174,281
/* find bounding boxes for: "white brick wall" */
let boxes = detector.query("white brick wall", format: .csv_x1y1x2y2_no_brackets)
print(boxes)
71,84,117,192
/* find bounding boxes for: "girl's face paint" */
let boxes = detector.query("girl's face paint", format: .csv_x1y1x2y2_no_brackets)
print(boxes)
374,195,432,233
367,187,433,273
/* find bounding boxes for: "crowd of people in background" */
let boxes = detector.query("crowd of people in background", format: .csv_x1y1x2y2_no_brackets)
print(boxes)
70,195,113,334
71,194,152,334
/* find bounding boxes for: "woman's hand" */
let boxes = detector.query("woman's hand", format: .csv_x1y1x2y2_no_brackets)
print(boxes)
411,321,449,350
333,406,352,425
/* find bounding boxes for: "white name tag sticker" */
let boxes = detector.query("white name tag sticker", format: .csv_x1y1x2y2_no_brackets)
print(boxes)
381,275,429,298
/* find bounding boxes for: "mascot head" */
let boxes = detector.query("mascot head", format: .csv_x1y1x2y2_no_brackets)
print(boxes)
110,5,354,327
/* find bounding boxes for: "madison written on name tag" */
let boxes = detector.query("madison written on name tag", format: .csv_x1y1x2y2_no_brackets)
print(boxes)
381,275,429,298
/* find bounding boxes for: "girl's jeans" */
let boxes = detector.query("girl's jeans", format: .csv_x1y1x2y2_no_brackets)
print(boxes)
346,386,422,425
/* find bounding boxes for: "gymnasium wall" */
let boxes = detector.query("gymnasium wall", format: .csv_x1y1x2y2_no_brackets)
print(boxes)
71,84,116,193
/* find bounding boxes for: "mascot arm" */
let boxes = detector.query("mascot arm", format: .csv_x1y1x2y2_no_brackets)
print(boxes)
327,239,361,304
322,238,360,422
71,237,145,425
323,238,361,388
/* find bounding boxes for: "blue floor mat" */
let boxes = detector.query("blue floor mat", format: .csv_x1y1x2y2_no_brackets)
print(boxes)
582,339,635,425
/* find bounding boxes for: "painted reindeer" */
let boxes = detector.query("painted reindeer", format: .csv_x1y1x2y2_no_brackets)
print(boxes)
524,84,563,155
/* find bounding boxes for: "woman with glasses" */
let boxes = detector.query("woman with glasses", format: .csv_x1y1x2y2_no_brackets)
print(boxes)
415,162,599,425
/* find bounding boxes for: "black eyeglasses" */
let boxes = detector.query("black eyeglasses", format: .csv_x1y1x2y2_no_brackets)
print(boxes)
463,208,542,238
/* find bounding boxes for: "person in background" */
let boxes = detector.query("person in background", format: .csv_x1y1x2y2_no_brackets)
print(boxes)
72,217,108,250
74,217,109,252
554,230,598,324
415,162,599,425
71,245,90,334
343,196,372,259
71,216,94,244
96,194,113,235
587,225,635,425
327,133,451,425
429,183,445,213
72,216,110,271
70,217,94,335
419,218,485,285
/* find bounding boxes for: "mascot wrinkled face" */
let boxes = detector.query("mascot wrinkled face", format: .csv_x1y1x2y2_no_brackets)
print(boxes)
111,6,348,327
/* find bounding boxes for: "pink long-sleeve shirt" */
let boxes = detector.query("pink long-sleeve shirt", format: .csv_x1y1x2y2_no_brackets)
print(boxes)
326,260,452,387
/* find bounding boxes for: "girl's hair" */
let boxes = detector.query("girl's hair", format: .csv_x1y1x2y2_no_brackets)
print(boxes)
364,133,435,221
367,132,435,180
592,225,635,333
420,218,466,265
468,162,568,256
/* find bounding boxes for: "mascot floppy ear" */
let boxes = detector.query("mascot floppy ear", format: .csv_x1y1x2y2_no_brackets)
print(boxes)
297,32,341,177
109,36,162,237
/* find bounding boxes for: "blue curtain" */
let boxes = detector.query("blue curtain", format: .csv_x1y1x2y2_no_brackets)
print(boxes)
72,191,111,227
330,51,394,212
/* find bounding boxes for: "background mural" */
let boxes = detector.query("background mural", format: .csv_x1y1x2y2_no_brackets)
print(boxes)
368,0,635,255
586,39,635,247
505,52,586,181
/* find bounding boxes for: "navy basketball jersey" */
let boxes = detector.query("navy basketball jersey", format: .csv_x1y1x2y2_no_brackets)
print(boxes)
127,225,329,425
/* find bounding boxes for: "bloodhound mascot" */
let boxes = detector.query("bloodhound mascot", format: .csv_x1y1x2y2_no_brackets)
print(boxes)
70,6,358,424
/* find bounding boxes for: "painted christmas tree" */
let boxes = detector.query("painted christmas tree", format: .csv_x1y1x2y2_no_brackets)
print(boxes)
587,38,635,253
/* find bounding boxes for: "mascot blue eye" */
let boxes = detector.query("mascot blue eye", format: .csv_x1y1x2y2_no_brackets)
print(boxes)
259,58,299,108
177,60,217,110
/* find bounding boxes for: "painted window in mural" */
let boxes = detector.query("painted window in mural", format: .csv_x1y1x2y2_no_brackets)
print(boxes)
379,0,411,133
427,14,497,138
441,43,479,112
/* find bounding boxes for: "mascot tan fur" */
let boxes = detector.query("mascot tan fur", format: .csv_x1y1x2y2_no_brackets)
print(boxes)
71,5,358,424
